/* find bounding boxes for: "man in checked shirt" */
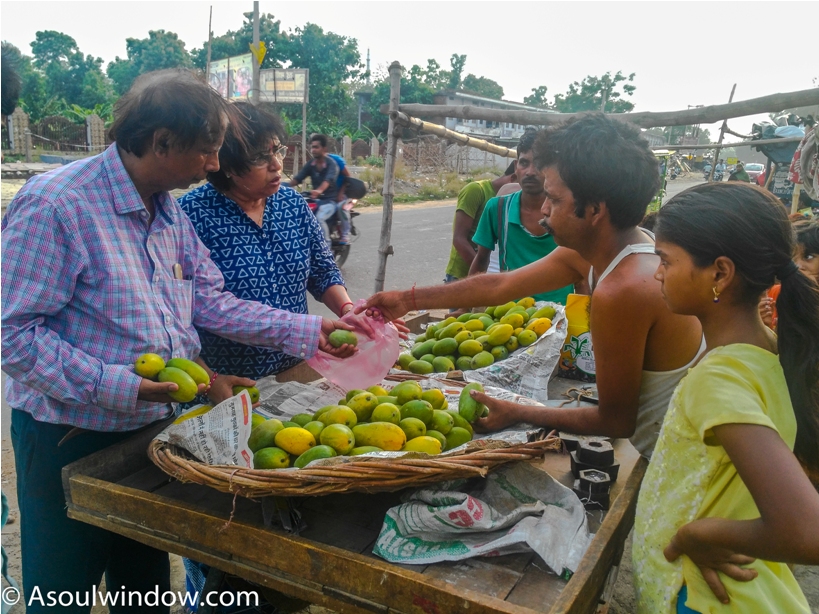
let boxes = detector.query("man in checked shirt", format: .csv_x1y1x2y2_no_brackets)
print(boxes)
1,70,356,613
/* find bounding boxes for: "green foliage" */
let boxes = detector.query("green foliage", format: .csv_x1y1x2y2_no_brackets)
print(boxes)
523,85,550,109
552,71,636,113
363,155,383,167
2,41,65,121
30,30,112,110
107,30,192,95
62,103,114,124
447,54,467,90
461,74,503,100
190,13,290,70
2,42,23,115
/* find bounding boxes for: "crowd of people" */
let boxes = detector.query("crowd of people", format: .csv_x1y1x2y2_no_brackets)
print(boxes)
2,68,818,614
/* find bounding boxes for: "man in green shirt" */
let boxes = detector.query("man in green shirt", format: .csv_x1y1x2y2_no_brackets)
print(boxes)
469,131,573,304
444,162,516,281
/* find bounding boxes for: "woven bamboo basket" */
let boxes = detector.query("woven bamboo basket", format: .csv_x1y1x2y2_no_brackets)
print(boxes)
148,375,560,498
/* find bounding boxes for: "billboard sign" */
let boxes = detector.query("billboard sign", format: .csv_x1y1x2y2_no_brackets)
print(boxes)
259,69,308,104
207,54,254,100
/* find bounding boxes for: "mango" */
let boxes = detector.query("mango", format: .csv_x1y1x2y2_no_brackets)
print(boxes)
438,322,466,339
500,312,525,329
532,305,557,320
392,381,423,405
134,353,166,379
470,351,495,369
487,324,514,345
248,418,285,452
166,358,210,386
303,420,326,440
345,388,366,402
516,297,536,309
484,306,497,317
517,330,538,347
458,339,483,357
490,346,509,362
432,337,458,356
478,315,495,330
456,313,473,323
371,402,401,424
282,421,301,429
493,301,517,319
232,385,260,404
505,336,519,353
409,360,434,375
431,409,454,435
294,445,336,469
313,404,343,421
469,313,485,320
420,354,436,364
447,409,474,435
319,406,358,427
320,423,356,455
445,427,473,451
291,413,313,427
526,317,553,336
464,320,485,333
425,430,448,452
513,327,524,337
432,356,455,373
455,356,474,371
157,367,198,403
352,422,406,451
328,330,358,348
367,385,389,397
251,413,266,428
458,382,486,423
414,333,427,343
399,417,426,440
441,316,457,327
347,392,379,422
453,330,474,345
376,395,399,405
421,389,446,409
397,353,414,370
402,436,442,455
274,427,316,456
411,339,436,359
350,446,383,456
253,447,290,469
400,399,434,426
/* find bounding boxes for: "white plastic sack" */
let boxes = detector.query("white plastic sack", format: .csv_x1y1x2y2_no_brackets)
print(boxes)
373,463,592,576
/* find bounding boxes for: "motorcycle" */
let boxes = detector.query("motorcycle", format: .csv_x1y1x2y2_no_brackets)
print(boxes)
304,195,360,268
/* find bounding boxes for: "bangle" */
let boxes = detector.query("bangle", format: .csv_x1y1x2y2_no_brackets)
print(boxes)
410,283,418,311
340,301,354,315
206,372,218,392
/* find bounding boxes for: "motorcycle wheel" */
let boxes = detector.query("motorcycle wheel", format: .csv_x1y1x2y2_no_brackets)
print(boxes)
334,243,351,268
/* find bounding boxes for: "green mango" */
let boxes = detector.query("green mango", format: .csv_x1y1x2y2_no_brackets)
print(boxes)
490,345,509,362
350,445,384,456
346,392,379,422
248,418,285,452
431,409,455,435
397,353,414,370
411,339,436,359
408,360,434,375
391,381,423,405
345,388,366,402
291,413,313,427
166,358,210,386
432,337,458,356
455,356,473,371
447,409,474,435
232,385,260,403
294,445,337,469
376,395,399,405
456,313,473,323
420,353,436,364
400,399,434,426
458,382,486,423
470,351,495,369
432,356,456,373
328,330,358,348
157,367,198,403
445,427,473,451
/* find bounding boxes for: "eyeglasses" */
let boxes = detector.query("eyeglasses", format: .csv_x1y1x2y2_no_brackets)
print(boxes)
249,144,289,167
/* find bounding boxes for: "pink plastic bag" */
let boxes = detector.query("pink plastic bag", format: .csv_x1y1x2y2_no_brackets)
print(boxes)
307,299,400,392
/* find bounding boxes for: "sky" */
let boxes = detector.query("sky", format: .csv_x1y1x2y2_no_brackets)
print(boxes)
3,0,818,142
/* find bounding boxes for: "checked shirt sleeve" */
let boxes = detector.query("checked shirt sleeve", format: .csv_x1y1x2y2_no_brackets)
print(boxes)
188,229,323,359
1,196,142,412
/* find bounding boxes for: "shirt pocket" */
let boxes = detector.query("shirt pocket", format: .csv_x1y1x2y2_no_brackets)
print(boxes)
155,278,193,328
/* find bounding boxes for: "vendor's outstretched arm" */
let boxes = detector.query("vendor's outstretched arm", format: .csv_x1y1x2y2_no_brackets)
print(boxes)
474,281,652,439
358,247,588,321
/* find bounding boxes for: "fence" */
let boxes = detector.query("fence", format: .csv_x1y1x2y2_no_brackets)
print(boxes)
3,108,108,161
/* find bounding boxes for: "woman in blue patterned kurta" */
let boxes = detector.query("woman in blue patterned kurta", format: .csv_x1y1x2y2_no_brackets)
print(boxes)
177,102,354,404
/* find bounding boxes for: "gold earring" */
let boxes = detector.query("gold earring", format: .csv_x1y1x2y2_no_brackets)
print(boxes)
712,287,720,303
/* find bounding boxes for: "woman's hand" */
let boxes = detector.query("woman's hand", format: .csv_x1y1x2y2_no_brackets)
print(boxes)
356,291,412,323
390,317,410,340
758,297,774,328
472,391,525,432
319,318,358,357
207,374,257,407
664,518,758,605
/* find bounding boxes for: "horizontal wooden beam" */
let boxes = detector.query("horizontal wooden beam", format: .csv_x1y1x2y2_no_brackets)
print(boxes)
383,88,819,129
651,135,803,151
390,111,518,158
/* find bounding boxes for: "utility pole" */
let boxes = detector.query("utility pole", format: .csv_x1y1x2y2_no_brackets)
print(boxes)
252,1,260,104
205,6,212,86
708,84,736,182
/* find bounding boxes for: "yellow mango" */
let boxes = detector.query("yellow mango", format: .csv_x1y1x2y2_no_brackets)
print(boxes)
463,319,485,332
352,422,407,451
500,313,525,329
526,317,553,336
402,436,442,455
487,324,514,345
516,297,536,309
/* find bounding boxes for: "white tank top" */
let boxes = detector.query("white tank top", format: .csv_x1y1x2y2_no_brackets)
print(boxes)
589,230,705,458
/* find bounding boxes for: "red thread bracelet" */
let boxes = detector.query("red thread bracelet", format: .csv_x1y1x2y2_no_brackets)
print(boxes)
339,301,354,314
207,372,218,391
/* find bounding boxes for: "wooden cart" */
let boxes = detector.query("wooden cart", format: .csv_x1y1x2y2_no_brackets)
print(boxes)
62,315,647,614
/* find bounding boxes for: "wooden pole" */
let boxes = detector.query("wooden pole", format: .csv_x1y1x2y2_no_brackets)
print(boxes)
205,6,212,85
251,1,260,104
389,111,517,158
709,84,736,182
374,61,402,294
650,135,803,151
302,69,309,166
389,87,819,129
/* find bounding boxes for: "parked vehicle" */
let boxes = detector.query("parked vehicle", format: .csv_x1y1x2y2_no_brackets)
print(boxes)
744,163,765,181
305,196,360,267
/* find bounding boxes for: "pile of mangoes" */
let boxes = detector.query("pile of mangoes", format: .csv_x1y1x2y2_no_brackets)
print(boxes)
250,380,487,470
397,298,556,375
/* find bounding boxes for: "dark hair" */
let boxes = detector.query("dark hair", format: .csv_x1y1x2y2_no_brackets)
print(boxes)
640,210,659,232
533,113,661,230
109,69,228,157
310,133,328,148
503,161,516,176
208,102,288,192
655,182,819,472
795,219,819,257
517,129,537,155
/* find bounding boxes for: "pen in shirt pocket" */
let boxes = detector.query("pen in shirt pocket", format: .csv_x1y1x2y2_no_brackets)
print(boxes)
172,263,183,280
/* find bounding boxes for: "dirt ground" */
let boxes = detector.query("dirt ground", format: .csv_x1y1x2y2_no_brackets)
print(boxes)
1,172,818,613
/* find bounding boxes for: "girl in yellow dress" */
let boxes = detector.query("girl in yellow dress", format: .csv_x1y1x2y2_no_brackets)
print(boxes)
633,182,819,613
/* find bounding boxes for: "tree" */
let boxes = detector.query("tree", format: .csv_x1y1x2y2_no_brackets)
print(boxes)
524,86,550,109
2,42,22,116
447,54,466,90
461,74,503,100
2,41,62,121
552,71,636,113
190,13,290,71
30,30,111,110
107,30,192,94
